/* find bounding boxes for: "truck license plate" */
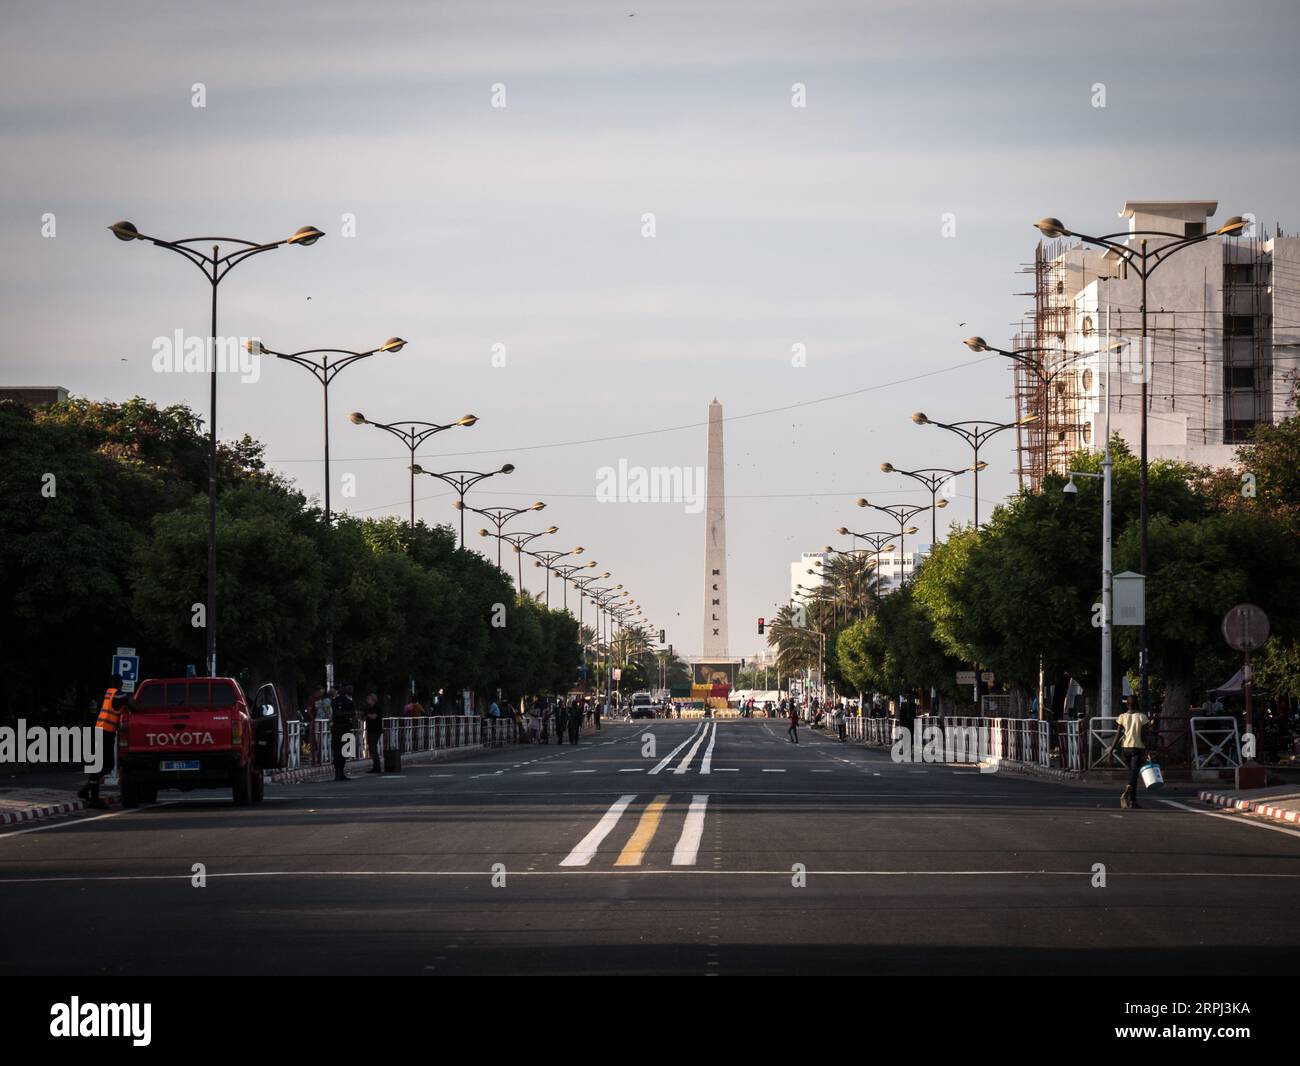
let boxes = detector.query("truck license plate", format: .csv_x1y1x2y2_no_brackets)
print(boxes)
161,760,200,771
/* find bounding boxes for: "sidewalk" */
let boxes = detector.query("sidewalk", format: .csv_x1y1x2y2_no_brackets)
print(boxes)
0,785,111,825
1197,786,1300,826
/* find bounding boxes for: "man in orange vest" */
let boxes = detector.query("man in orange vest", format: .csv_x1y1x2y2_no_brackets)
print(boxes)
78,674,134,809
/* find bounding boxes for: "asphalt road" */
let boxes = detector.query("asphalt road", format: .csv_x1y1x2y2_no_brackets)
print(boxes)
2,718,1298,975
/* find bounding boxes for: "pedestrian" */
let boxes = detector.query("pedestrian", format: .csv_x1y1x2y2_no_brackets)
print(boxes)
1111,699,1152,809
787,701,799,744
568,700,581,745
332,685,357,781
835,703,846,742
78,674,134,809
403,693,424,718
363,691,383,774
593,697,602,731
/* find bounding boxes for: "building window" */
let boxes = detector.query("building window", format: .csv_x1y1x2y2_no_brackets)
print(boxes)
1081,368,1094,392
1225,263,1255,286
1225,314,1255,337
1185,222,1204,237
1081,315,1094,336
1224,419,1259,444
1225,366,1256,389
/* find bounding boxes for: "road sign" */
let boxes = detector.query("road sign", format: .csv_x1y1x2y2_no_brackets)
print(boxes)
1222,603,1269,651
956,670,976,686
112,647,139,693
980,671,996,684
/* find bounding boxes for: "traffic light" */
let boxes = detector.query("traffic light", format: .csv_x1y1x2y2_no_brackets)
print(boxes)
758,617,765,635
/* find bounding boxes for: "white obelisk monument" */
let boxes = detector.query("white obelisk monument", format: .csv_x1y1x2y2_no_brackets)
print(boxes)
703,399,728,659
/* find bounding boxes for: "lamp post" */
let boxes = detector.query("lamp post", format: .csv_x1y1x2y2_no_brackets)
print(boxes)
486,527,558,592
909,412,1037,528
110,220,323,676
456,501,546,567
1032,212,1247,719
531,553,592,609
251,337,406,689
854,500,926,582
825,540,894,609
878,463,972,544
409,464,515,547
252,339,406,524
348,412,478,527
552,561,597,612
528,547,586,607
1064,453,1113,720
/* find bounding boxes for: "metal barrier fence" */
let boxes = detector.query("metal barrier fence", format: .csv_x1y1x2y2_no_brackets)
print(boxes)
286,715,507,769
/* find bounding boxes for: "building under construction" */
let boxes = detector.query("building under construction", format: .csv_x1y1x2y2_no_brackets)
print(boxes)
1011,200,1300,491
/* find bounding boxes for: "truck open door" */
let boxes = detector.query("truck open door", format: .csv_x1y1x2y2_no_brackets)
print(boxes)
251,682,286,771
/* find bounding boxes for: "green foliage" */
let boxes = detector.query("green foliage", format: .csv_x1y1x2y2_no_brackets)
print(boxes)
1,396,589,721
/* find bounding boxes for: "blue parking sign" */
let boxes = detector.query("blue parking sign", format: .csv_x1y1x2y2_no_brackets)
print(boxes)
113,647,140,692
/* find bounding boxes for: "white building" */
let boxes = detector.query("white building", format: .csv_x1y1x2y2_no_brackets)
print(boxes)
1015,201,1299,485
790,552,827,604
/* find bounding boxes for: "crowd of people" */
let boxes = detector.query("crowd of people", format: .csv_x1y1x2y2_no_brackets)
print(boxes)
486,694,602,744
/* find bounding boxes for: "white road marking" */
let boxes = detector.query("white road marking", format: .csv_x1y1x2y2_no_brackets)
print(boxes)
571,770,596,774
714,768,739,772
618,768,645,773
673,723,713,775
1157,798,1300,839
648,723,705,775
700,723,718,775
559,794,637,867
672,795,710,866
761,769,786,773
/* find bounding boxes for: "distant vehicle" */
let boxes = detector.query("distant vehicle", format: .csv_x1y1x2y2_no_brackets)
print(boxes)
629,691,656,719
117,677,286,807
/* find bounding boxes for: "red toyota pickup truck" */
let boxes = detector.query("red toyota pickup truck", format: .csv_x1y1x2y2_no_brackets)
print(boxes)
117,677,286,807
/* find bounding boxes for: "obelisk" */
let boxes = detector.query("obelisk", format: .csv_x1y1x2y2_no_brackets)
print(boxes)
703,399,728,659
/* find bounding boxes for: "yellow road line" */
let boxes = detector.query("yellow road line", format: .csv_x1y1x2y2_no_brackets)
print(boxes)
614,794,669,866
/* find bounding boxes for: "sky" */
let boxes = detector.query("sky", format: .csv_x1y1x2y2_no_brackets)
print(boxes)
3,0,1299,659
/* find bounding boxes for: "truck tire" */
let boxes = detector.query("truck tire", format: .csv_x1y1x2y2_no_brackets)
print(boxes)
141,784,158,804
251,769,264,803
232,762,253,806
120,774,140,809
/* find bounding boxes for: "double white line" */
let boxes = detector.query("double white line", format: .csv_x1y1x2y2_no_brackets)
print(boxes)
559,793,710,867
648,721,717,775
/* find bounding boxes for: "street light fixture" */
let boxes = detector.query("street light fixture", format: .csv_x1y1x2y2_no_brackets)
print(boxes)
110,220,322,676
456,500,546,567
410,463,515,546
488,526,558,591
854,499,928,576
349,411,478,527
1032,209,1246,720
879,462,975,544
910,412,1035,527
529,546,586,607
251,339,406,524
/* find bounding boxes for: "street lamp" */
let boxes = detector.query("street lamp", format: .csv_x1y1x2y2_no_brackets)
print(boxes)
878,462,972,544
529,547,586,607
910,411,1036,527
854,499,926,579
1033,210,1246,720
410,463,515,546
486,526,558,591
348,411,477,527
110,220,322,676
251,338,406,524
552,560,598,611
456,500,546,567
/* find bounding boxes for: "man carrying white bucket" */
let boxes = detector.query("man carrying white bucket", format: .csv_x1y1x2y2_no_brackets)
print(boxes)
1112,700,1152,809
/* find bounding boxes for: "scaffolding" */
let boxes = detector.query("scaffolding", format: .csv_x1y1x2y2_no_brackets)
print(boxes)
1013,227,1292,490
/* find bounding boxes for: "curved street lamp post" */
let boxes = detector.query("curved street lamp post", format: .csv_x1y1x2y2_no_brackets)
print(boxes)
110,220,323,675
349,412,478,527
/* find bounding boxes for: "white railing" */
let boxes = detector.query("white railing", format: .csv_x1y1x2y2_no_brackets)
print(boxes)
1190,716,1241,769
285,715,511,769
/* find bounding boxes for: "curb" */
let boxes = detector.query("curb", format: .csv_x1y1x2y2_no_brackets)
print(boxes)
1198,790,1300,825
0,796,117,826
269,740,511,784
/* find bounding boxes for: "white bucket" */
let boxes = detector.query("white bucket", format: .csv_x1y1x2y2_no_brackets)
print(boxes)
1140,761,1164,790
